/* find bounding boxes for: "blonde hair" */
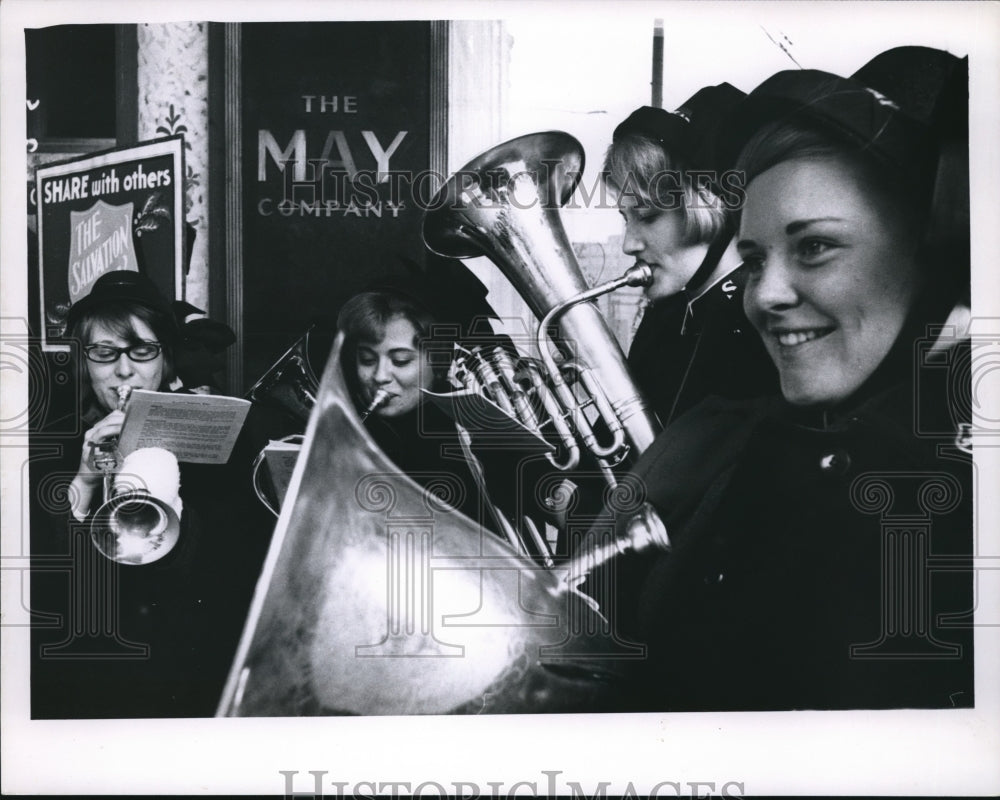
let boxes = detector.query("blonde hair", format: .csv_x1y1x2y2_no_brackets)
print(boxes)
603,133,729,245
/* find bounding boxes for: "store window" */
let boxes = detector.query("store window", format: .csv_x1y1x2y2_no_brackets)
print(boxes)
25,24,126,152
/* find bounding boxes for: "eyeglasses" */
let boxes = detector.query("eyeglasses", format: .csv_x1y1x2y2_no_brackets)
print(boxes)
83,342,163,363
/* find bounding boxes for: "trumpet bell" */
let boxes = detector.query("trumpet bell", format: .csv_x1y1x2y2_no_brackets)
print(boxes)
218,334,624,716
90,490,181,565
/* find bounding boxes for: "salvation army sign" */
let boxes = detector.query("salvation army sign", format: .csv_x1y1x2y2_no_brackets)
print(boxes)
67,200,140,303
35,136,184,350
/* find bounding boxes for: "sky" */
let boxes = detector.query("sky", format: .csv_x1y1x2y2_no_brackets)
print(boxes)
500,4,993,240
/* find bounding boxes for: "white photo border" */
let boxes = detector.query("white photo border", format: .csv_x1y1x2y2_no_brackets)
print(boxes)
2,0,999,796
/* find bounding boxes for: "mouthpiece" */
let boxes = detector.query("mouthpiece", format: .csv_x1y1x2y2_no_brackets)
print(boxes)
623,264,653,288
116,385,133,411
360,389,391,422
559,502,671,592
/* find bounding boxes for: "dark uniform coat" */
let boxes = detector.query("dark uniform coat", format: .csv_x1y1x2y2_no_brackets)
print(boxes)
627,263,778,426
362,399,487,526
30,408,274,719
601,307,974,711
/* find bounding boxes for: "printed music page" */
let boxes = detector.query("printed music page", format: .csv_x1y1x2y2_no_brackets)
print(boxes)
117,389,250,464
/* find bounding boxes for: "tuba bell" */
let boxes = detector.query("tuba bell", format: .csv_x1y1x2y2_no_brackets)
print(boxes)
218,134,678,716
423,132,660,482
218,333,670,716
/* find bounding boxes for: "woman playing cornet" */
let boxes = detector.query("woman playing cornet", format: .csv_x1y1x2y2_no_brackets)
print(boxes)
65,271,180,523
32,271,269,718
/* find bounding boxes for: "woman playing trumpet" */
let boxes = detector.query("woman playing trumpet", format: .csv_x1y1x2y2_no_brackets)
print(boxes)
65,271,181,524
32,271,270,718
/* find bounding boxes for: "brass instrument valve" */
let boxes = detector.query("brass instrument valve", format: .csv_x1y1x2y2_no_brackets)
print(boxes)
89,385,132,475
90,439,122,474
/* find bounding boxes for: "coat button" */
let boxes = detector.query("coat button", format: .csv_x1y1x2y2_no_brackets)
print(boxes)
819,449,851,475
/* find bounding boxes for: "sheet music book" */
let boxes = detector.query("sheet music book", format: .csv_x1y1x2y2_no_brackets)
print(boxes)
117,389,251,464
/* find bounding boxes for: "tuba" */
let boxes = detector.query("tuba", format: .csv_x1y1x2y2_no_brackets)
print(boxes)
218,332,669,716
218,133,675,717
246,328,321,426
422,132,665,562
423,132,660,483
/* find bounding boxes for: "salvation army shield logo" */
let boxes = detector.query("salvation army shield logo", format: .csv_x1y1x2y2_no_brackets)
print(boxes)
67,200,139,304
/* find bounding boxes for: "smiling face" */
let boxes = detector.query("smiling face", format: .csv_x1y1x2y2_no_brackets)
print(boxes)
738,156,922,407
618,193,710,301
355,314,433,417
84,316,165,413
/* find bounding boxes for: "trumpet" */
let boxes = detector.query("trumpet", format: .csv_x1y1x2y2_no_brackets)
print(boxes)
88,385,132,492
88,386,182,565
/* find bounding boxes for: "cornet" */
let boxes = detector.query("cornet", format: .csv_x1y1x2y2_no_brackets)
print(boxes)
88,386,182,565
247,332,386,517
246,328,321,426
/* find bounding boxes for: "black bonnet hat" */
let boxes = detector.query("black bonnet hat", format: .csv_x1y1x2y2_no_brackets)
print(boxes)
361,254,500,338
65,269,171,333
722,46,968,299
613,82,747,171
720,46,965,178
